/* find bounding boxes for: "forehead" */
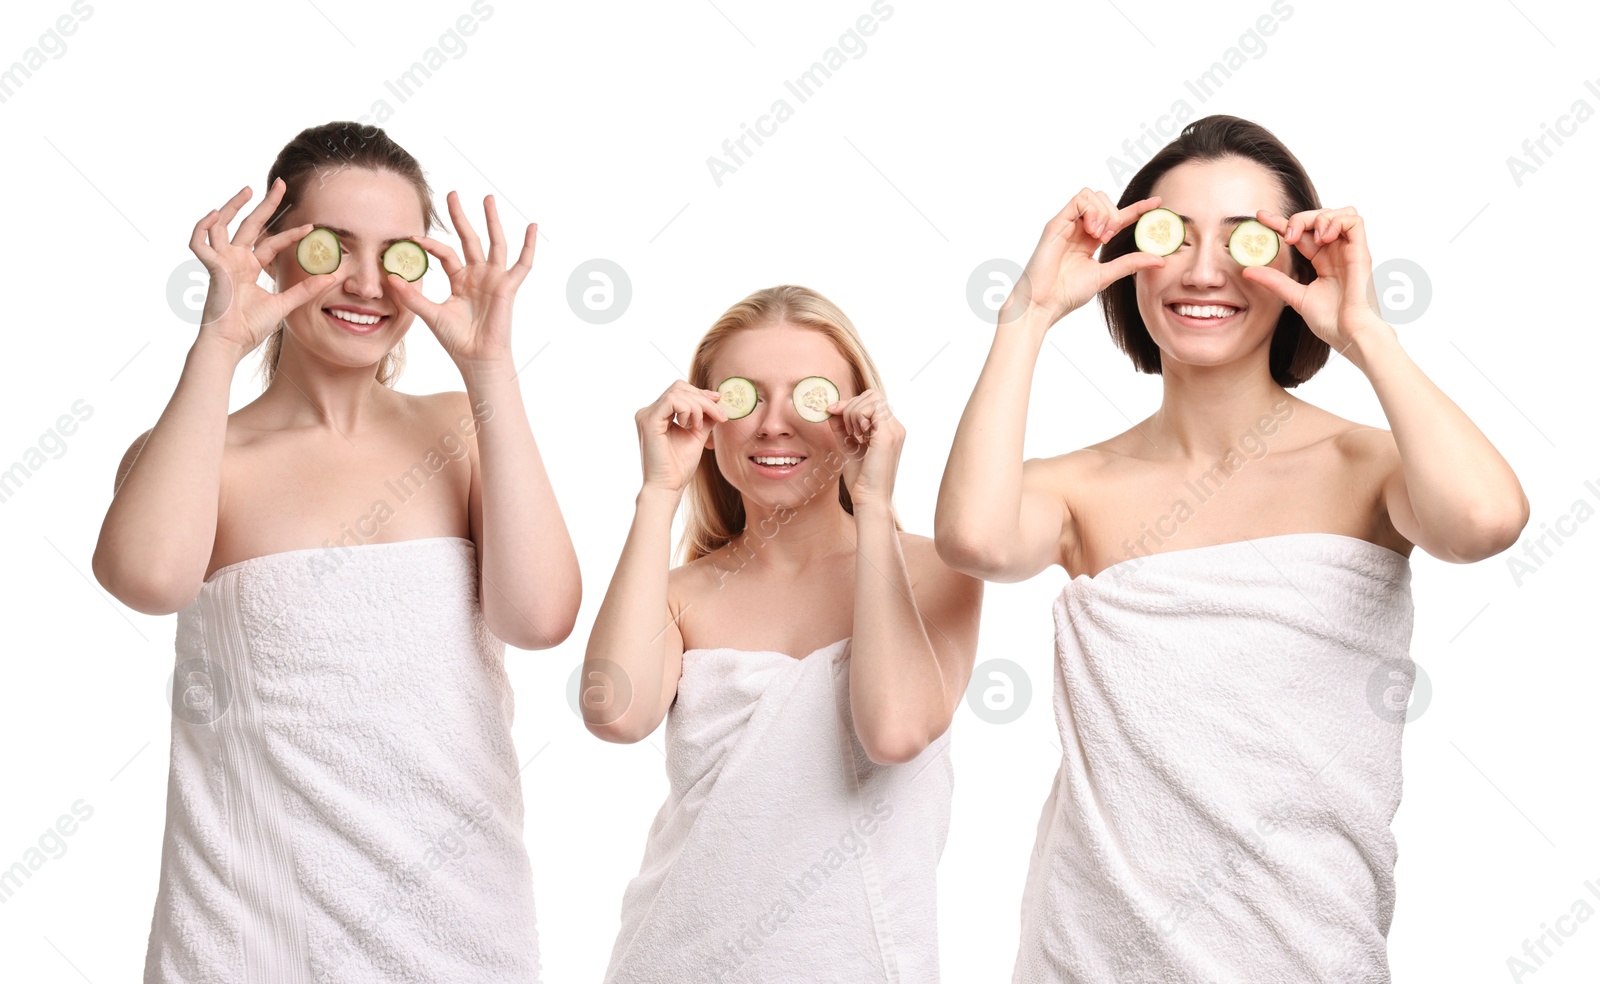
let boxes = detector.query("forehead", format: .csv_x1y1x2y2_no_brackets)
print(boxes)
711,322,851,383
288,167,426,234
1149,156,1288,221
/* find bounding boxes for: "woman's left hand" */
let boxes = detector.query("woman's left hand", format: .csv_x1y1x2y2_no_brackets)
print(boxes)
1243,205,1389,355
386,190,536,369
827,388,904,509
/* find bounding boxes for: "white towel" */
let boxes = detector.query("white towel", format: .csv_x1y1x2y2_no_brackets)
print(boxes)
145,536,541,983
1013,532,1415,984
603,638,954,983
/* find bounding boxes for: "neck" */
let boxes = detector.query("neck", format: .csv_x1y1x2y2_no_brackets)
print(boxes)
733,486,858,575
260,337,393,436
1149,355,1296,461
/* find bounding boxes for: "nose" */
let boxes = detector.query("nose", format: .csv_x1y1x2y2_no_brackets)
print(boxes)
1180,234,1228,290
752,390,795,438
341,249,385,300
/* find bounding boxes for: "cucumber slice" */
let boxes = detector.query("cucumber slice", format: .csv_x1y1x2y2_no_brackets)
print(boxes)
1228,220,1279,267
296,227,342,275
716,376,758,420
382,240,429,282
1132,207,1183,256
792,376,839,423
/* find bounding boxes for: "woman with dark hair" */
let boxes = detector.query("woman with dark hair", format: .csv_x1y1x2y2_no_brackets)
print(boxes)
584,285,982,982
92,121,578,981
935,115,1528,981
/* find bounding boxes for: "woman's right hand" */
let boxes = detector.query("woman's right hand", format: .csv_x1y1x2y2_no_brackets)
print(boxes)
190,177,339,358
635,380,729,495
999,188,1169,328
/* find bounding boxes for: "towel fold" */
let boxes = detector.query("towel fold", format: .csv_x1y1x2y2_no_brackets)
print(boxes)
603,638,953,983
145,536,541,983
1013,533,1414,984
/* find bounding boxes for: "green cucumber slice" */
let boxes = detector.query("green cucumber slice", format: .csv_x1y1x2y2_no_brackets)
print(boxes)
1132,207,1183,256
792,376,839,423
716,376,758,420
1228,220,1279,266
296,227,342,275
382,240,428,282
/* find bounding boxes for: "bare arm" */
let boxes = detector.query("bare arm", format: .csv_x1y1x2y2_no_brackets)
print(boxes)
456,371,582,651
93,337,247,614
582,381,727,743
1352,328,1529,561
936,188,1164,581
93,180,334,613
849,513,983,765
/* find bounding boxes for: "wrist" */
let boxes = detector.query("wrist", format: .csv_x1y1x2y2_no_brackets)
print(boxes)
191,331,248,368
1342,317,1400,373
637,484,684,511
455,356,518,387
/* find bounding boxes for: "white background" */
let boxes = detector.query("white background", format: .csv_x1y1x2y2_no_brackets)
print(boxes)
2,0,1597,981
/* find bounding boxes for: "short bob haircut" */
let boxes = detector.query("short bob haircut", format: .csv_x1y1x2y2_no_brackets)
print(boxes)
1098,115,1329,388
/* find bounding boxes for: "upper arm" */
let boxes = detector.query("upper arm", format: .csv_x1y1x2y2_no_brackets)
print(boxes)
907,537,985,722
983,455,1074,583
114,429,153,494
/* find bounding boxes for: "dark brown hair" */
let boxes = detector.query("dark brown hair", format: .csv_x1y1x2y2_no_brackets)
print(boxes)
257,121,443,390
1099,115,1328,387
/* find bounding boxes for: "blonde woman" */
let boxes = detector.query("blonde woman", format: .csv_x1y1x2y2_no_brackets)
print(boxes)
584,285,982,982
93,121,578,981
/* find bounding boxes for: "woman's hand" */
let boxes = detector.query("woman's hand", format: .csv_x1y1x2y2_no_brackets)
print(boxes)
999,187,1169,328
635,380,729,496
190,178,339,358
1243,206,1390,355
826,388,903,509
385,190,536,370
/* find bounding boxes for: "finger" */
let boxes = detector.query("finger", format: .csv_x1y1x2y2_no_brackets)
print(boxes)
211,186,253,247
191,210,222,266
1104,195,1164,241
447,191,485,265
386,272,445,324
1283,209,1328,246
1315,208,1356,245
205,209,234,253
267,272,339,322
507,223,538,290
1241,265,1307,310
238,177,288,246
255,222,315,268
483,195,507,268
1092,190,1118,241
1098,249,1166,285
412,235,465,279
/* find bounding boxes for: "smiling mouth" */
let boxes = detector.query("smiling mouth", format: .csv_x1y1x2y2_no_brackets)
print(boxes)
749,455,807,475
323,308,390,333
1167,302,1242,326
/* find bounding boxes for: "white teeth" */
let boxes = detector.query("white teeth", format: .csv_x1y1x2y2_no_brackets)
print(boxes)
1172,303,1239,319
327,309,383,325
753,456,803,466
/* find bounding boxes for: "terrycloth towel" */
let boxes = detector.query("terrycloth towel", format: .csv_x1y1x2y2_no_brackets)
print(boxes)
145,536,541,983
1013,532,1415,984
603,637,954,984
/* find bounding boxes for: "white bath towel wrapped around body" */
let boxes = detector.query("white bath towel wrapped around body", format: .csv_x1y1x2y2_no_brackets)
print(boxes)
145,536,541,983
603,637,954,984
1013,532,1415,984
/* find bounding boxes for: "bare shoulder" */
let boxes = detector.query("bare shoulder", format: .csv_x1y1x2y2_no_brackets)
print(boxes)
1331,421,1400,469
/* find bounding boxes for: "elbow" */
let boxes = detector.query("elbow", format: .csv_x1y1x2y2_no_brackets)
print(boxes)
491,599,580,652
859,721,936,767
91,548,192,616
933,527,1005,581
1453,495,1532,563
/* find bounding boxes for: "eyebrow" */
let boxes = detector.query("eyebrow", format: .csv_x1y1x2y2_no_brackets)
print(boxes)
319,225,415,248
1173,213,1260,227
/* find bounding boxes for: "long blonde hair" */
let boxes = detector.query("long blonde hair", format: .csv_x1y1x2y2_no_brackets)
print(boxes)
677,285,903,564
